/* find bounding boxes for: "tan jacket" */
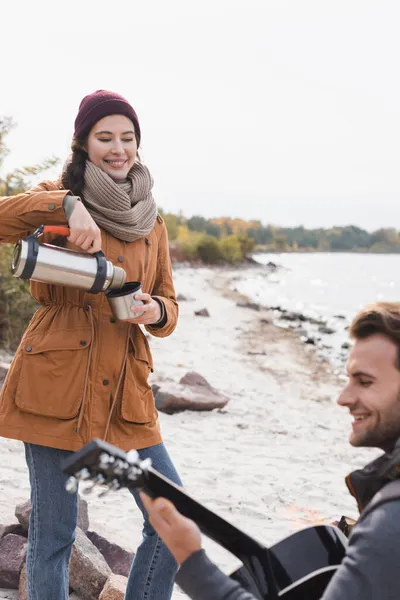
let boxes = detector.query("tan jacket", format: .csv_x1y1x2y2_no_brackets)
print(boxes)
0,181,178,451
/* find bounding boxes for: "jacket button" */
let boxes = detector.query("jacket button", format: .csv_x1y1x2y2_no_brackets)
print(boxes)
110,316,116,323
117,256,124,263
103,379,109,386
26,346,32,352
80,340,87,346
48,203,56,211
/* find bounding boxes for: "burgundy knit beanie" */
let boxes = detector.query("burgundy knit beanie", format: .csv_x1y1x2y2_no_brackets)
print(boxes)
74,90,141,146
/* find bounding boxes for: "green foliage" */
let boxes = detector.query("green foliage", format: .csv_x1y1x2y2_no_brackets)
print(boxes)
196,235,223,263
219,235,242,263
0,245,37,350
0,117,58,350
162,212,179,240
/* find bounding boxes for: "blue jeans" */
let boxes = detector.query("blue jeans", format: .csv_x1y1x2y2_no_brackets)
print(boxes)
24,442,182,600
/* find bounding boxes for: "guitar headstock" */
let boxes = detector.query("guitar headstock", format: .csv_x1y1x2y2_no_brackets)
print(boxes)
61,439,151,497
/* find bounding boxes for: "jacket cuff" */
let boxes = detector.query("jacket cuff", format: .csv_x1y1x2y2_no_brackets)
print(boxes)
62,195,80,220
150,297,167,328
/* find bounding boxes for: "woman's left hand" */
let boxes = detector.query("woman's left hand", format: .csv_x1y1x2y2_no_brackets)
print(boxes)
129,293,161,325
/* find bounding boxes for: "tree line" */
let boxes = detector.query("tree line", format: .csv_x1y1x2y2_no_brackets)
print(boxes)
161,213,400,258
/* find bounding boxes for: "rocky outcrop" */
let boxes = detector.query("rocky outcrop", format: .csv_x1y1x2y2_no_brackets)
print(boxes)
87,531,134,577
0,534,27,588
69,528,112,600
0,498,133,598
99,574,128,600
153,371,229,414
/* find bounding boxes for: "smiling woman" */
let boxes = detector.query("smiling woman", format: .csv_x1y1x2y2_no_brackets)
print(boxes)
0,89,181,600
88,116,138,179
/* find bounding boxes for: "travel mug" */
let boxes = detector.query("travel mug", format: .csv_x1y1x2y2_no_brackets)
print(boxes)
105,281,145,321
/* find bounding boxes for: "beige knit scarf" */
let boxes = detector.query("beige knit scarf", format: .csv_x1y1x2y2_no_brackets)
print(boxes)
82,160,157,242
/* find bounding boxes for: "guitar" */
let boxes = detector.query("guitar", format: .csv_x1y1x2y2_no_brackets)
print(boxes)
61,439,347,600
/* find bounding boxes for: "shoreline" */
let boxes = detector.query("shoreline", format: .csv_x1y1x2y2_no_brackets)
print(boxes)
0,265,379,598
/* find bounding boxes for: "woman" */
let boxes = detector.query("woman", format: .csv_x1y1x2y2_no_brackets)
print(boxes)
0,90,182,600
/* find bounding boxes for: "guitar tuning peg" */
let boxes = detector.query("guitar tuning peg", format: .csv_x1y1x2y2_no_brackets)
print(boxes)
76,468,91,481
99,453,115,468
126,449,139,464
65,476,78,494
98,479,120,498
81,474,106,495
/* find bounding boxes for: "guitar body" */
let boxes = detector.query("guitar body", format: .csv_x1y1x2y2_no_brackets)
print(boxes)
62,440,348,600
231,524,347,599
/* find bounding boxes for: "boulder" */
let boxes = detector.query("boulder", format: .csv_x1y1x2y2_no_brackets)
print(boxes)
236,302,260,311
99,574,128,600
153,371,229,414
69,527,111,600
0,524,26,540
15,502,31,534
318,326,335,335
15,495,88,535
194,308,210,317
0,534,27,588
0,362,9,386
19,562,27,600
77,495,89,533
86,531,134,577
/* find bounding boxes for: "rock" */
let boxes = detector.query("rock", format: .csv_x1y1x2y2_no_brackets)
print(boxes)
0,524,26,540
341,342,350,350
15,495,88,534
179,372,209,387
154,372,229,414
266,261,278,270
259,318,270,325
18,562,27,600
0,362,9,386
86,531,134,577
302,337,316,345
334,314,346,320
14,503,31,534
177,293,191,301
246,351,267,356
0,534,27,588
78,495,89,533
194,308,210,317
236,302,260,311
99,574,128,600
279,311,306,322
318,326,335,335
69,527,111,600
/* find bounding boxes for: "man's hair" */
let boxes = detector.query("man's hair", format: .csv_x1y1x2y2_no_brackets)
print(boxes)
350,302,400,369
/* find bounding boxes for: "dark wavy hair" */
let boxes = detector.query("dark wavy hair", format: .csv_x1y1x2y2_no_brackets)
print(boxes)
350,302,400,369
60,137,88,197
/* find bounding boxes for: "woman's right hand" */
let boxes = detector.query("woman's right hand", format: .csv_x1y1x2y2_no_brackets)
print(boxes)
67,200,102,253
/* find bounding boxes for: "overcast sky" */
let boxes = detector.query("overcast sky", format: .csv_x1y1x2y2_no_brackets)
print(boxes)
2,0,400,230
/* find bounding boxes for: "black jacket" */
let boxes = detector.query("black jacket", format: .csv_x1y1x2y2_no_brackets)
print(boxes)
176,441,400,600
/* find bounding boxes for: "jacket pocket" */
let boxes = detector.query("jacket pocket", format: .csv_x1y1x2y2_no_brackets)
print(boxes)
120,328,155,424
15,327,92,419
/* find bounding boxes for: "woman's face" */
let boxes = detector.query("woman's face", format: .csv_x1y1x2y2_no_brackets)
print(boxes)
86,114,137,180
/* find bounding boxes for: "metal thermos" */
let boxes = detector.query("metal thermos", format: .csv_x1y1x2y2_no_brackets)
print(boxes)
11,225,126,294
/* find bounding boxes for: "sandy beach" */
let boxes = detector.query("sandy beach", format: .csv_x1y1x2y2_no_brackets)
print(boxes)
0,264,379,599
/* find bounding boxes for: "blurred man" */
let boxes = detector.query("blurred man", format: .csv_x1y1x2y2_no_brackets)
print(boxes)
141,302,400,600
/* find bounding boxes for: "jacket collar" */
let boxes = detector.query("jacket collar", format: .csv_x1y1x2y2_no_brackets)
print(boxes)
345,437,400,512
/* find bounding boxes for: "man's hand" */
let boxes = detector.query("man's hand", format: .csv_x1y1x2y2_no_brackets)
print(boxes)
67,200,102,253
140,492,202,565
129,294,162,325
